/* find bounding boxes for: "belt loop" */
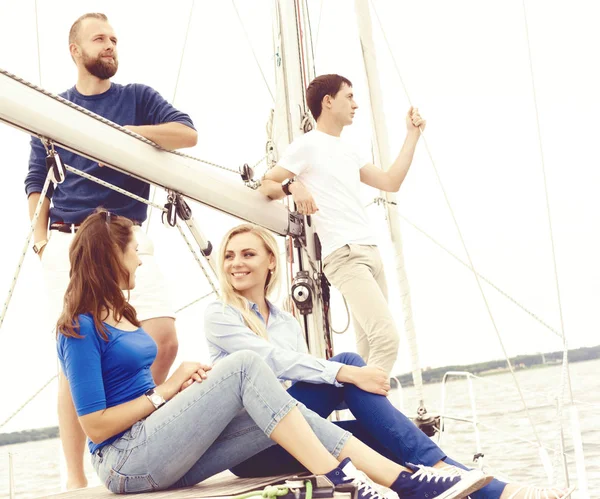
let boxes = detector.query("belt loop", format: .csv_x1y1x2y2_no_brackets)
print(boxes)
71,224,76,234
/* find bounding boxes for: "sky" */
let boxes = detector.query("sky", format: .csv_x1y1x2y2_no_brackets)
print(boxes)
0,0,599,432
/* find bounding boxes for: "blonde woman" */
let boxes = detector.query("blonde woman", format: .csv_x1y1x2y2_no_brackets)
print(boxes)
204,223,574,499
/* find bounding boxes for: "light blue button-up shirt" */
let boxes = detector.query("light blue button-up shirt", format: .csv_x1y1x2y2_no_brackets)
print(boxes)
204,300,344,385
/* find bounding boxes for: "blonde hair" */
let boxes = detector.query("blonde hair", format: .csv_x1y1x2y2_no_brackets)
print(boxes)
218,224,281,338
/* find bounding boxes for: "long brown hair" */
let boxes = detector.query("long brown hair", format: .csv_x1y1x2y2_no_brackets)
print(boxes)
57,210,140,341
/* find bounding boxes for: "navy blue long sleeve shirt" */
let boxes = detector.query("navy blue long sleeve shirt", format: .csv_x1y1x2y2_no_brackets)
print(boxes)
25,83,195,224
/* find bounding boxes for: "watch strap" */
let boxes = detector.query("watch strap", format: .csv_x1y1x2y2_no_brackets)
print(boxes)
282,177,296,196
145,388,166,410
33,239,48,254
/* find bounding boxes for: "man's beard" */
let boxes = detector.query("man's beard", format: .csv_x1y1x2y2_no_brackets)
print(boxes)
82,51,118,80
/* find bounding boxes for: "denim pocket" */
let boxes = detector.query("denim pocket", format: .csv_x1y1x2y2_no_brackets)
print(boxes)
105,468,158,494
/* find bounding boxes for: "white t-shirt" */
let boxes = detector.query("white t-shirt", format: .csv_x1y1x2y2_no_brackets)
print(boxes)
279,130,378,258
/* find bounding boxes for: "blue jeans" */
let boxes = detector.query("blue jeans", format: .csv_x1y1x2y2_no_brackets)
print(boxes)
232,352,507,499
90,350,350,494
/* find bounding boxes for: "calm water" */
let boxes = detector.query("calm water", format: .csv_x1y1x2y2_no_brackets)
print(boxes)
0,359,598,498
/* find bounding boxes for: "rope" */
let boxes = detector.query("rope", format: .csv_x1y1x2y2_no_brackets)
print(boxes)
63,165,166,212
175,291,216,314
367,0,543,447
331,294,351,334
394,212,563,339
0,374,58,430
0,171,53,332
231,0,275,102
64,164,219,295
0,68,238,174
251,154,268,171
231,484,294,499
176,223,219,296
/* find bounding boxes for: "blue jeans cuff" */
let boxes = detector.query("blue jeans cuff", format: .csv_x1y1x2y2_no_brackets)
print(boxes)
264,399,298,437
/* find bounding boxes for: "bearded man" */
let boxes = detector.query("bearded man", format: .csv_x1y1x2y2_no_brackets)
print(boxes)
24,13,197,489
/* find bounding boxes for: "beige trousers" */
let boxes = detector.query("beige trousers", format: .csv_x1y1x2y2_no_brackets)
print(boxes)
323,244,400,375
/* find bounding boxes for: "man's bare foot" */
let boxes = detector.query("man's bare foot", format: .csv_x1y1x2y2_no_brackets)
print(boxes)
500,483,576,498
66,476,88,490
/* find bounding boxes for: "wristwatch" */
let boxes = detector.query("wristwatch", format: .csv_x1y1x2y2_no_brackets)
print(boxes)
145,388,166,410
33,239,48,255
281,177,296,196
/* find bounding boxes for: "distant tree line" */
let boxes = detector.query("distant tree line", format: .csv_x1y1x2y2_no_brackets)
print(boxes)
0,426,59,447
394,345,600,386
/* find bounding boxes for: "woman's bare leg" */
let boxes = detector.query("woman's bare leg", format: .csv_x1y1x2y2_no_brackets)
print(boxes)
271,407,406,483
58,374,87,490
337,435,403,487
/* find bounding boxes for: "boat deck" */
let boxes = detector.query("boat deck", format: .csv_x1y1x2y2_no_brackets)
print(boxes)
45,471,301,498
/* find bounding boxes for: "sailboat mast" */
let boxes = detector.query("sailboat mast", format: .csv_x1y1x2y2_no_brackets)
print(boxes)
271,0,331,359
353,0,426,410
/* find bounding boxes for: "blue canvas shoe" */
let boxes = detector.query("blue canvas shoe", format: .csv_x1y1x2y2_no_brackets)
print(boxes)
325,458,492,499
390,463,492,499
325,458,384,499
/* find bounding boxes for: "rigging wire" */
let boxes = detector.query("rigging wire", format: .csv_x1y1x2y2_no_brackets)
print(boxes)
390,211,563,339
0,68,245,175
176,222,219,296
519,0,573,401
0,171,53,332
1,67,267,188
0,374,58,431
304,0,318,78
33,0,42,86
64,164,167,212
231,0,275,103
171,0,196,106
367,0,543,447
295,0,309,94
519,0,574,482
175,291,215,315
61,163,219,293
313,0,324,60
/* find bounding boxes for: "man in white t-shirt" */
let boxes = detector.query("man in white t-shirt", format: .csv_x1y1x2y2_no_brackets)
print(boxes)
259,74,425,375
